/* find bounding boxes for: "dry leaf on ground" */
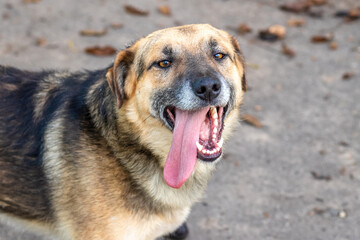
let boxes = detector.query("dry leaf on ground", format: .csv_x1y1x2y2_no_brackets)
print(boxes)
279,0,327,13
23,0,41,3
347,8,360,20
158,5,171,16
85,45,117,56
311,171,331,181
258,30,278,42
309,0,327,6
279,1,311,13
258,25,286,42
342,72,355,80
36,38,46,46
269,25,286,38
237,23,252,35
287,18,306,27
335,8,360,22
311,34,333,43
111,23,124,29
328,41,338,50
241,114,263,128
80,29,107,37
124,5,149,16
282,43,296,58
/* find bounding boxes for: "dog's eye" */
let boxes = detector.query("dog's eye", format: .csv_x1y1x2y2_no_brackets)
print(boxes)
214,53,226,60
158,60,172,68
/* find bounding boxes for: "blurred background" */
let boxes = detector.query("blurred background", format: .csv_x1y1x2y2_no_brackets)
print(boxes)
0,0,359,239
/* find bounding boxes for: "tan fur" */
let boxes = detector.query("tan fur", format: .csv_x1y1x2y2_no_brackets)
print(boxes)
0,24,246,240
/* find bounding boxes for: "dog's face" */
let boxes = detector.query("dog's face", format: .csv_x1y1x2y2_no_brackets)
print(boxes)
107,24,246,188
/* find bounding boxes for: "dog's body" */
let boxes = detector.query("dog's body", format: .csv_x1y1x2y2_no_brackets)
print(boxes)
0,24,246,240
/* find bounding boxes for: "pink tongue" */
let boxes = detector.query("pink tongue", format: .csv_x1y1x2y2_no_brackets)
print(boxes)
164,107,209,188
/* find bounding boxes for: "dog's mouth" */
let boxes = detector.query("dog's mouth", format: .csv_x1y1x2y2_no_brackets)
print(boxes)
163,105,228,189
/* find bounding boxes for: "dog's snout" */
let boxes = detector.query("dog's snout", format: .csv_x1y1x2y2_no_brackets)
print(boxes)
192,77,221,102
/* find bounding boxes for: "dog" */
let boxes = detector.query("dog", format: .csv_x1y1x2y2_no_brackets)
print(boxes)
0,24,246,240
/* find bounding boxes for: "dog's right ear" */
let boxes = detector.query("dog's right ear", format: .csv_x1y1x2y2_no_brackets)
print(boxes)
106,49,135,108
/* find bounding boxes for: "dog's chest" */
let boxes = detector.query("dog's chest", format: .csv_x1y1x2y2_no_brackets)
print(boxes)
107,207,190,240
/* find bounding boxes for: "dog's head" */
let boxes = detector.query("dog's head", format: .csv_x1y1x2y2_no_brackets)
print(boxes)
106,24,246,189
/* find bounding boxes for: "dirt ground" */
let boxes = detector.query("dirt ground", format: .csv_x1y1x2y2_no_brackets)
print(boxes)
0,0,359,239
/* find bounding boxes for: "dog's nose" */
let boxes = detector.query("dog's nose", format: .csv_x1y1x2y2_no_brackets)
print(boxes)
192,77,221,102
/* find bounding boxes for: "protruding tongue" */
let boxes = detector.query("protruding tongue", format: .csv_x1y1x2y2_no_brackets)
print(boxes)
164,107,210,188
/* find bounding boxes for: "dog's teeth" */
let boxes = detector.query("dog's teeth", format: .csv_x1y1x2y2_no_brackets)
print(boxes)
196,141,203,151
217,138,224,148
202,149,207,154
210,107,218,119
212,134,217,139
213,127,218,133
214,119,218,126
213,112,218,119
216,147,221,152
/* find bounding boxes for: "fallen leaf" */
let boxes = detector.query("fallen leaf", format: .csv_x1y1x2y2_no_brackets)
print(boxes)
23,0,41,3
85,45,117,56
36,38,46,46
346,8,360,21
111,23,124,29
158,5,171,16
280,0,327,13
258,25,286,42
124,5,149,16
241,114,263,128
309,0,327,6
328,41,338,50
312,207,326,215
311,34,333,43
258,30,278,42
342,72,355,80
263,212,270,218
237,23,252,35
269,25,286,38
287,18,306,27
335,8,360,22
279,1,311,13
311,171,331,181
80,29,107,37
282,43,296,58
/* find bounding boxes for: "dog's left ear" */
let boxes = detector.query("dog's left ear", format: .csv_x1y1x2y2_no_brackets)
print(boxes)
106,49,135,108
230,37,247,92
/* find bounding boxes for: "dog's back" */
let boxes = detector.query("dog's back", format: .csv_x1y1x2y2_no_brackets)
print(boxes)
0,66,53,221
